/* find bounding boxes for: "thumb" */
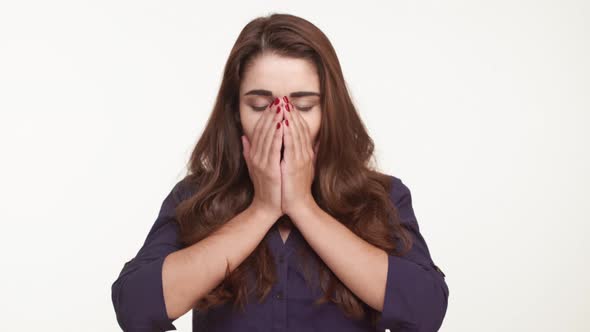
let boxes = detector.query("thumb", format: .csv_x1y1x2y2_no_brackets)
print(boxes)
241,135,250,157
313,141,319,164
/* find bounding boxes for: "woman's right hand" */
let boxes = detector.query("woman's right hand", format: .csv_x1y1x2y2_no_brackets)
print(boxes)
241,97,285,220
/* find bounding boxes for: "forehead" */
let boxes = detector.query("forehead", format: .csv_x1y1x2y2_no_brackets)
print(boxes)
240,53,319,94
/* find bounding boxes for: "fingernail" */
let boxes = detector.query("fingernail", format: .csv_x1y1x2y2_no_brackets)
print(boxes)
283,96,289,103
276,122,281,129
286,119,289,127
285,104,290,112
273,97,280,105
276,106,281,113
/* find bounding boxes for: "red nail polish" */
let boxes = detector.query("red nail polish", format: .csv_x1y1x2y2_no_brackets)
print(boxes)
274,97,280,105
276,122,281,129
286,119,289,127
276,106,281,113
286,104,290,112
283,96,289,103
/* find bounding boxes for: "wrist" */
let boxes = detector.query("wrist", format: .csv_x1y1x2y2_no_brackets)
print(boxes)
249,202,282,224
285,196,317,220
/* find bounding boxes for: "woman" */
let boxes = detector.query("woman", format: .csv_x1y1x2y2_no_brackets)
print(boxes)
111,13,448,332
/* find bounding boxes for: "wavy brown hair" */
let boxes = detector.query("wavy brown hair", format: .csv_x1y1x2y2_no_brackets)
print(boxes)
173,13,413,328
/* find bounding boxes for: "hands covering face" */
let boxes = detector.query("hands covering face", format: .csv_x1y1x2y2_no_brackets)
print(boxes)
274,96,319,216
245,96,319,217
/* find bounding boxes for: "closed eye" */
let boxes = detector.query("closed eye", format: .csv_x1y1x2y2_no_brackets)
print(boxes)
251,105,313,112
296,106,313,112
251,105,269,111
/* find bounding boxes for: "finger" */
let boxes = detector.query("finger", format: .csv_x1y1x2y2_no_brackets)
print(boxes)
250,102,272,156
253,98,280,162
295,105,314,159
241,135,250,159
287,100,305,161
271,118,285,166
284,99,302,162
283,110,295,165
262,102,283,165
312,140,319,166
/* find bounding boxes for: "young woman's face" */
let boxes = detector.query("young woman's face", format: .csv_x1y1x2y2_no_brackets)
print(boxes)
239,53,322,157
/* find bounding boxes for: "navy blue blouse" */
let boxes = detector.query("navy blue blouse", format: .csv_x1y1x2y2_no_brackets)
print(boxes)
111,175,449,331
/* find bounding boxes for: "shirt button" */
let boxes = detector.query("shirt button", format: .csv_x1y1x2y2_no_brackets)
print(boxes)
275,291,283,300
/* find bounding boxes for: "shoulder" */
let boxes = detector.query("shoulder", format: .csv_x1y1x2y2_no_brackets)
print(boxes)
380,173,411,205
169,175,199,204
389,175,411,203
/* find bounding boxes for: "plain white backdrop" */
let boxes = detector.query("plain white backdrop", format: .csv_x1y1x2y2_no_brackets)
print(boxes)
1,1,588,331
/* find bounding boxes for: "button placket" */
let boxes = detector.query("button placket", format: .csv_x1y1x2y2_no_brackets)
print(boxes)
268,224,299,331
282,254,290,328
275,291,283,300
271,250,289,330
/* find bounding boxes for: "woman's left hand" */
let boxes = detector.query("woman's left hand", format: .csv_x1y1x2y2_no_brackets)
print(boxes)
280,97,319,217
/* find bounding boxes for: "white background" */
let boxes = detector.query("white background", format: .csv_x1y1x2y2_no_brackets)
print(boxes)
1,1,588,331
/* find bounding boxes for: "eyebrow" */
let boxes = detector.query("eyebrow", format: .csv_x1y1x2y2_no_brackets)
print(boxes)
243,89,321,98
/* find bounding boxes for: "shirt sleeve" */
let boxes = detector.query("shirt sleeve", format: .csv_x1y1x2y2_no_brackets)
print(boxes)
377,176,449,332
111,179,192,331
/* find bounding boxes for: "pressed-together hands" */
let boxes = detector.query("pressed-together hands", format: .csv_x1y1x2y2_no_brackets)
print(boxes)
241,96,319,219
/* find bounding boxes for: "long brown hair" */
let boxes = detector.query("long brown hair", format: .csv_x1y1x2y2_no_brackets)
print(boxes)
174,12,413,328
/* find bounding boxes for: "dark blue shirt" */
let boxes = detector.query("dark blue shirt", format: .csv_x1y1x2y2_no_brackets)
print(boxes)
111,175,449,331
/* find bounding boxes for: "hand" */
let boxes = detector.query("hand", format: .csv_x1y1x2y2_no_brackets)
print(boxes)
241,98,285,220
279,96,319,217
